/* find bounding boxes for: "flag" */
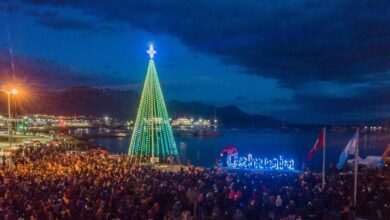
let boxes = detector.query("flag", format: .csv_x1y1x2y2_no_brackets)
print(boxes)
381,144,390,162
307,128,326,160
380,144,390,167
336,132,358,169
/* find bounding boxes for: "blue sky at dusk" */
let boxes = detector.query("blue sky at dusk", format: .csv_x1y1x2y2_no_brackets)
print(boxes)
0,1,389,123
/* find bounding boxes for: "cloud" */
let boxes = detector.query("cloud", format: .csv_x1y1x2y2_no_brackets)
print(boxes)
35,11,95,31
14,0,390,121
0,50,127,88
235,96,246,101
292,85,390,118
22,7,125,32
20,0,390,88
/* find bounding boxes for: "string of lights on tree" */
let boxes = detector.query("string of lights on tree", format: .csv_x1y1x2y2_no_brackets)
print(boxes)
128,45,179,162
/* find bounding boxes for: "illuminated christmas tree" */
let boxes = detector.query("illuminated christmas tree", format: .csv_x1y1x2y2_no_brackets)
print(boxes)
128,44,179,163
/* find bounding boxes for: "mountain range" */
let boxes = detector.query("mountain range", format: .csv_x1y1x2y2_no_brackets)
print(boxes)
0,87,281,128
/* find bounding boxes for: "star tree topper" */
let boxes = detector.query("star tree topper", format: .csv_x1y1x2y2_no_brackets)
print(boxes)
147,44,157,59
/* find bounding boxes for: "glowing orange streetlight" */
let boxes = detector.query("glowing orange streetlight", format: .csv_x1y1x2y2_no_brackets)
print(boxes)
11,89,18,95
1,88,18,152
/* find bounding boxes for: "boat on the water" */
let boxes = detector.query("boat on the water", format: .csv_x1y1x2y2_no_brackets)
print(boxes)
197,128,221,137
172,117,220,137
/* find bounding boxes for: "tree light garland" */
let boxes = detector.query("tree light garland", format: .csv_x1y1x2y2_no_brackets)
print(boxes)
128,45,179,162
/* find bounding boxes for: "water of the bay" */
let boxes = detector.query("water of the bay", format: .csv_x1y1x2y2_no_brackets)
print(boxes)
88,129,390,171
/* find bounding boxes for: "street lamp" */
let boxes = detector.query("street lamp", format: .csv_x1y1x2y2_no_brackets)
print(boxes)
1,89,18,152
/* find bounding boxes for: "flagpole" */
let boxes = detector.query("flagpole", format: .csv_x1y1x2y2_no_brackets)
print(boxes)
353,128,359,207
322,127,326,189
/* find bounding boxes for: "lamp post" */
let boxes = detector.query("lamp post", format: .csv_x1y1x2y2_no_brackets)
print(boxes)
1,89,18,152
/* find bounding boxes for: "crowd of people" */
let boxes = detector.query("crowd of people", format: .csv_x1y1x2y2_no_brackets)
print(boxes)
0,141,389,220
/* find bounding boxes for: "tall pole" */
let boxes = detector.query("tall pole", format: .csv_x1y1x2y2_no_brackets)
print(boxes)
7,92,12,151
322,127,326,189
353,128,359,207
